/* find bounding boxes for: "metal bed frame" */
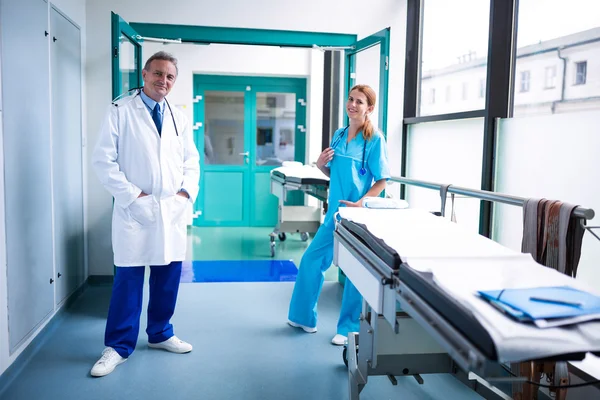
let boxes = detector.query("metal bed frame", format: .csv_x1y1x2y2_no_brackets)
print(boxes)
332,176,597,400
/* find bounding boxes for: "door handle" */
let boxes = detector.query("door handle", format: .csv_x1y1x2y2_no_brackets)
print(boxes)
239,151,250,165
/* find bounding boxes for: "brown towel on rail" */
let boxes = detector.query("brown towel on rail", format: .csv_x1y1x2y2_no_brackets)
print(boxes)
559,202,585,277
521,198,548,263
540,201,562,270
522,198,586,277
521,198,540,260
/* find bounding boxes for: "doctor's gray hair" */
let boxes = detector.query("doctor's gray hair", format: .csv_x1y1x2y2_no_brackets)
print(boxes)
143,51,179,76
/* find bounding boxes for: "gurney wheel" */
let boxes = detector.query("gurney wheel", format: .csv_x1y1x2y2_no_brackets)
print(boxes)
342,343,357,368
342,347,348,368
300,232,309,242
278,232,286,241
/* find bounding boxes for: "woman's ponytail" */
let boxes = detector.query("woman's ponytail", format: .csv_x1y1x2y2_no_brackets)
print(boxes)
362,116,374,140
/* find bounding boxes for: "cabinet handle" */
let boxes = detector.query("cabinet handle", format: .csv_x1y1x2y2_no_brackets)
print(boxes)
49,278,54,284
57,272,62,278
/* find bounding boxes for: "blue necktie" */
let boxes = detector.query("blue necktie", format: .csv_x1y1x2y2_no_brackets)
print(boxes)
152,103,162,135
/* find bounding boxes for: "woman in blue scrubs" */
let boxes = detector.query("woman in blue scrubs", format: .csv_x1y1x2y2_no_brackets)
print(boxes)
287,84,390,345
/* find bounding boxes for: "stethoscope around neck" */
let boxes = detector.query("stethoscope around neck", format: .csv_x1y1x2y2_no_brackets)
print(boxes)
331,125,367,176
112,87,179,136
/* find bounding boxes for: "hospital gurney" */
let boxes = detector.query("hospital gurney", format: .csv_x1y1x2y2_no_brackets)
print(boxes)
269,163,329,257
333,208,600,400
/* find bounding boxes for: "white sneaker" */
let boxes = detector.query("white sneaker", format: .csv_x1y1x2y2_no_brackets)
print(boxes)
331,334,347,346
90,347,127,377
287,320,317,333
148,336,193,353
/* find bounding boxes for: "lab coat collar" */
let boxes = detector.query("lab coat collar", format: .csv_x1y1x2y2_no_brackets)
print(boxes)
140,89,165,113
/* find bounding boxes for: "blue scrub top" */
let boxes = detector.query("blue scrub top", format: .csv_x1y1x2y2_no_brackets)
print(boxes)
324,127,391,228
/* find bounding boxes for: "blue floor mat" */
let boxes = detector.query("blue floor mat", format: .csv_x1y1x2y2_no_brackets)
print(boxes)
181,260,298,283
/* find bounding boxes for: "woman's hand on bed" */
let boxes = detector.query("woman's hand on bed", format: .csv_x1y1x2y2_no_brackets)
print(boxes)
316,148,334,169
339,199,363,208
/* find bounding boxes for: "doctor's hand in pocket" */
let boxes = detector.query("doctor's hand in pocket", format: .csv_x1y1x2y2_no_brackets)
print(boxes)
128,195,157,226
316,148,334,169
339,199,363,208
176,190,190,199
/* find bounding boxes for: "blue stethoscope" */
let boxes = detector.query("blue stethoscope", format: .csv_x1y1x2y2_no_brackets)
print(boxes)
112,87,179,136
331,125,367,176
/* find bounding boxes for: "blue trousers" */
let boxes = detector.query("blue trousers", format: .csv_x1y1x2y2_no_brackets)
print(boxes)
288,222,363,336
105,261,182,358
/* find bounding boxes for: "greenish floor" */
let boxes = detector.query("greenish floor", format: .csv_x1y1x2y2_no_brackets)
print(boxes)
186,226,339,281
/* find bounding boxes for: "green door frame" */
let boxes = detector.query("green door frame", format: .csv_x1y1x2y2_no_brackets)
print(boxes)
344,28,391,137
194,75,307,227
112,17,390,134
111,12,143,99
128,23,357,48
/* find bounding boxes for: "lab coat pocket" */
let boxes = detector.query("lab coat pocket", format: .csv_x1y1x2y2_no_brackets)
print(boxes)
172,194,189,224
128,196,158,226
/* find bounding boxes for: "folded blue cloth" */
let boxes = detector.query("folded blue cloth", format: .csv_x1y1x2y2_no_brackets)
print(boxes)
479,286,600,320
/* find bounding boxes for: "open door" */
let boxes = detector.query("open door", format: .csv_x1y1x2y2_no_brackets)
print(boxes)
344,28,390,136
111,12,143,99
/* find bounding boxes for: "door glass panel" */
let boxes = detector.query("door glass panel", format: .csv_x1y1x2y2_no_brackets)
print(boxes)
204,91,245,165
354,44,381,130
119,35,138,94
256,92,296,166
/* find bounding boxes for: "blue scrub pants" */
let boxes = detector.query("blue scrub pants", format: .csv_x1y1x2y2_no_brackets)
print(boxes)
288,222,363,336
104,261,182,358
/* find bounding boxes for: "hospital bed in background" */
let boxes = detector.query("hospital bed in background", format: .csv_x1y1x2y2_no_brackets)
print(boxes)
269,163,329,257
333,207,600,400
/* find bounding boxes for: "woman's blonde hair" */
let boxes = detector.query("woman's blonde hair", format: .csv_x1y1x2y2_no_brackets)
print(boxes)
349,84,377,140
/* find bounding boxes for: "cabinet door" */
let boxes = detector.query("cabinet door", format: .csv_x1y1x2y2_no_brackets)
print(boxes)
1,0,55,352
50,7,85,305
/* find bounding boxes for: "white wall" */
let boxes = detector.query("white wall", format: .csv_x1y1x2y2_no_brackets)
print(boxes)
0,0,87,378
493,110,600,291
86,0,407,275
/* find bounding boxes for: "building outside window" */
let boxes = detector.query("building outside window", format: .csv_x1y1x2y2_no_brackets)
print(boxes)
544,66,556,89
520,71,530,92
575,61,587,85
418,0,490,116
512,0,599,116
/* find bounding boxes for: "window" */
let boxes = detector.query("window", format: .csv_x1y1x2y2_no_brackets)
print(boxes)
445,85,452,102
513,0,600,116
520,71,530,92
429,88,436,104
544,66,556,89
418,0,490,116
575,61,587,85
462,82,469,101
479,79,485,98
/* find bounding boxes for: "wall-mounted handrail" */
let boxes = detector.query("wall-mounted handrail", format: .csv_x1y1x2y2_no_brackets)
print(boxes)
391,176,595,221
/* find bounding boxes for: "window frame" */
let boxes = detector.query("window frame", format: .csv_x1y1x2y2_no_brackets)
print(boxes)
401,0,517,237
544,65,557,89
575,61,587,85
520,70,530,92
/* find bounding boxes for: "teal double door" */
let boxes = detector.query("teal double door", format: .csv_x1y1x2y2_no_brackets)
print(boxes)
193,75,306,227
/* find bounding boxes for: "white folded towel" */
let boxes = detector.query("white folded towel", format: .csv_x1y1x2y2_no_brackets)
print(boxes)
362,197,409,209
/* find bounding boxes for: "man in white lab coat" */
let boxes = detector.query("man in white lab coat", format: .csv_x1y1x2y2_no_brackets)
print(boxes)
90,51,200,377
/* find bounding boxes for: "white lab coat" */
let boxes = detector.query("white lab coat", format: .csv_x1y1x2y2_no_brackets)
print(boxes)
92,93,200,267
